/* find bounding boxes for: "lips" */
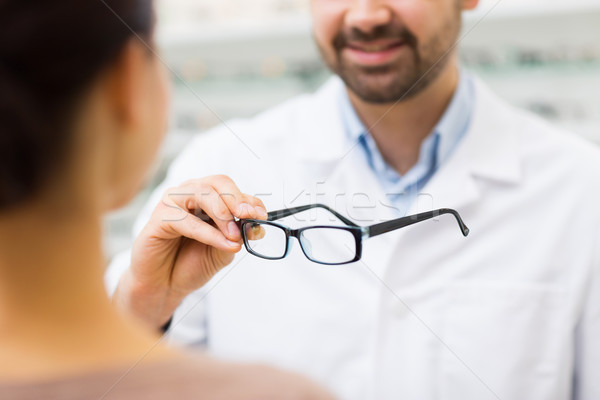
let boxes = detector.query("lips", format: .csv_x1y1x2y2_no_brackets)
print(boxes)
342,40,406,66
346,40,404,53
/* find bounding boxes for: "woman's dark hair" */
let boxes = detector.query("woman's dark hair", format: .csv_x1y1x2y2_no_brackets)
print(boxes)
0,0,154,210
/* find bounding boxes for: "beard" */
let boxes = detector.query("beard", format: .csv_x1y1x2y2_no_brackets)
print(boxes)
316,14,461,104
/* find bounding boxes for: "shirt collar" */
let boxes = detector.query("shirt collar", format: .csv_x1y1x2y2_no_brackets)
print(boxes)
435,69,475,167
338,69,475,172
339,85,367,144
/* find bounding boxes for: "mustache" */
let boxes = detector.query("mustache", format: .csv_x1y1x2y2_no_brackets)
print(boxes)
333,23,418,50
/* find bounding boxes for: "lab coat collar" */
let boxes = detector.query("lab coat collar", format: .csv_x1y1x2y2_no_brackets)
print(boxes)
293,77,349,162
464,76,521,185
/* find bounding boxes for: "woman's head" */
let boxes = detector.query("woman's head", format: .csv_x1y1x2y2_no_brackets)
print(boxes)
0,0,169,213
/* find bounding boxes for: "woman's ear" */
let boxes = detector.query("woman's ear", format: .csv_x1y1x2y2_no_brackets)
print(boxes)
462,0,480,11
106,39,149,133
97,38,169,210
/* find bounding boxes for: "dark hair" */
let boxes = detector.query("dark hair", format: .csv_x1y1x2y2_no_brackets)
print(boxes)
0,0,154,210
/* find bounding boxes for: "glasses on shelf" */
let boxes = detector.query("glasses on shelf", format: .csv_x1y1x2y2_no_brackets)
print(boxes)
238,203,469,265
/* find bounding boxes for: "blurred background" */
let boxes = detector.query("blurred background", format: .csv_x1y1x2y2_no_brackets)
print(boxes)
103,0,600,259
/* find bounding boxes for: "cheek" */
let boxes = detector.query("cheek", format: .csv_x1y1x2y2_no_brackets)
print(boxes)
311,1,345,50
393,2,429,39
395,0,458,43
148,63,170,145
157,65,171,135
139,62,169,172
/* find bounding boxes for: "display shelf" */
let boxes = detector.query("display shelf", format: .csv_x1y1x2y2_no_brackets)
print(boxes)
156,4,600,79
157,2,600,53
465,0,600,21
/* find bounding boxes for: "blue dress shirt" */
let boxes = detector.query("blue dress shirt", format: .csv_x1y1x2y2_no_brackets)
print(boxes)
338,70,475,216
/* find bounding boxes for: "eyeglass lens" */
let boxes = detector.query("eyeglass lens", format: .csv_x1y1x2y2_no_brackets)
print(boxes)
299,227,356,264
244,222,287,259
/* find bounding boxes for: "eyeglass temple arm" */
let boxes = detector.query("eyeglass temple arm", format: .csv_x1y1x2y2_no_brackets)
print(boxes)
366,208,470,238
267,203,359,227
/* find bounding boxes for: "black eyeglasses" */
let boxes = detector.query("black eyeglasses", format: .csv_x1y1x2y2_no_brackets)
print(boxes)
239,203,469,265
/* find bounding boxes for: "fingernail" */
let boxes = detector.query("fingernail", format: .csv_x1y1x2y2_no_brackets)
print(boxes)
227,221,239,238
254,206,268,219
237,203,251,215
225,239,239,248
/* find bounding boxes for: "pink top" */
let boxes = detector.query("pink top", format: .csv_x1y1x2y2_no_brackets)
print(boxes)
0,357,305,400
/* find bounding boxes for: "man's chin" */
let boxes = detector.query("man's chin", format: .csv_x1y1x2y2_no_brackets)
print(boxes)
343,72,415,104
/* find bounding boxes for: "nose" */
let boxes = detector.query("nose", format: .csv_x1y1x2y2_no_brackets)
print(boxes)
345,0,393,35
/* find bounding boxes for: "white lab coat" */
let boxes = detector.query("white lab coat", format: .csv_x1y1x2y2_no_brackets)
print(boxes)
107,76,600,400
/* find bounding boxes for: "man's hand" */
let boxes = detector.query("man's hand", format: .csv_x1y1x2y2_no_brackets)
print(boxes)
112,175,267,330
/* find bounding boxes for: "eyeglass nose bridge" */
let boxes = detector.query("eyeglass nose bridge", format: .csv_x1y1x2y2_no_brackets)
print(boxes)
284,227,329,260
283,227,304,258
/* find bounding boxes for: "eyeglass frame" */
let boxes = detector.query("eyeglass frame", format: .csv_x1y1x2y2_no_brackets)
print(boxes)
238,203,470,266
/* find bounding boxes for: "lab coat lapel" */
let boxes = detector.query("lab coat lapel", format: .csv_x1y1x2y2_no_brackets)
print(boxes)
374,77,523,286
287,76,397,222
293,77,349,163
292,77,401,276
407,76,522,215
293,76,404,222
326,146,403,278
379,77,524,290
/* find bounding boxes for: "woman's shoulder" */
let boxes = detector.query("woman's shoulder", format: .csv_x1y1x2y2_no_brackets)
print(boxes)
0,354,333,400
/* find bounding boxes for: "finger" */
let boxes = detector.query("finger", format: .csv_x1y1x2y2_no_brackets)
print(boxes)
243,222,266,241
163,212,242,252
164,184,239,242
240,194,268,220
205,175,267,220
194,185,242,241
